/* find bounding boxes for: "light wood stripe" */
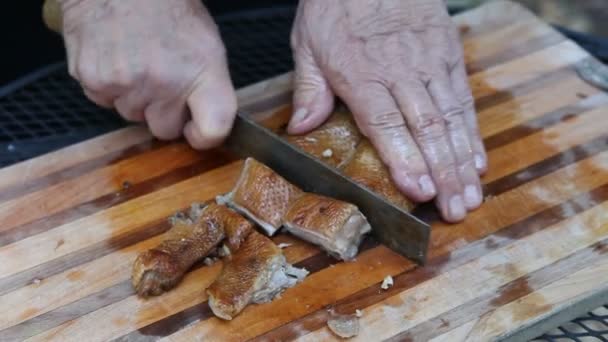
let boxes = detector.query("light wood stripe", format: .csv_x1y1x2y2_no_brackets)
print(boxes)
0,127,151,192
464,20,564,73
430,254,608,342
478,75,603,140
0,143,201,232
469,41,588,100
484,104,608,183
389,238,608,341
295,200,608,341
0,161,243,285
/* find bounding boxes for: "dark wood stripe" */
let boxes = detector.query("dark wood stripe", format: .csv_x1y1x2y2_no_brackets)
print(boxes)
0,139,160,204
483,93,608,151
1,281,135,341
0,150,234,248
484,135,608,196
253,184,608,341
390,238,608,342
415,133,608,225
113,241,377,341
6,239,361,341
0,219,170,296
474,63,580,113
466,31,565,74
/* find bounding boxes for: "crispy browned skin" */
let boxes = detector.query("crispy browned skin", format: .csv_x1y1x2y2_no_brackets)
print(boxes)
132,203,253,297
219,158,302,235
201,203,253,252
342,140,415,212
284,110,361,168
283,193,371,260
206,231,285,320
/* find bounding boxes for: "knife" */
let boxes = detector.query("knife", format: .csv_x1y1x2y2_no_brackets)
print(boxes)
224,112,431,265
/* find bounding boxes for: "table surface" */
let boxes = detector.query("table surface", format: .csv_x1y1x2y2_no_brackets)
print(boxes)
0,1,607,341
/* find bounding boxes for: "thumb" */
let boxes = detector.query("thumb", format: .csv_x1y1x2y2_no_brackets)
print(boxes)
184,54,237,150
287,47,334,134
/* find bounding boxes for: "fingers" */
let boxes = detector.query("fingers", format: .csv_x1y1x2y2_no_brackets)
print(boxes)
392,81,466,222
427,65,482,210
451,54,488,175
144,102,189,140
184,58,237,150
288,47,335,134
338,82,436,202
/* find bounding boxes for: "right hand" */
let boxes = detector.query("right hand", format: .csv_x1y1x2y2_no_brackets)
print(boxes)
59,0,237,148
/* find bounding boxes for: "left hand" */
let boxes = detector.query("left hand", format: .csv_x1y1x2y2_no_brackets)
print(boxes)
288,0,486,222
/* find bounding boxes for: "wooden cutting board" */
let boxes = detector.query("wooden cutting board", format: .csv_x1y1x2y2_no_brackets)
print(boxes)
1,1,608,341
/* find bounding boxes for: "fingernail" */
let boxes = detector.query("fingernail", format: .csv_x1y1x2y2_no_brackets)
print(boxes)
449,195,466,220
464,185,481,208
418,175,436,197
291,108,309,125
474,154,485,171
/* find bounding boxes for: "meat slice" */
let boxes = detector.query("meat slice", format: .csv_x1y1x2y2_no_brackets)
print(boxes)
217,158,302,236
207,230,308,320
283,193,371,260
284,110,361,168
132,203,253,297
191,203,253,253
342,140,415,212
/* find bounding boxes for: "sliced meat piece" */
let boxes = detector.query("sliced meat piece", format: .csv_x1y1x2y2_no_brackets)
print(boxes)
283,193,371,260
132,203,252,297
192,202,253,252
207,230,308,320
284,110,361,168
217,158,302,235
342,140,415,212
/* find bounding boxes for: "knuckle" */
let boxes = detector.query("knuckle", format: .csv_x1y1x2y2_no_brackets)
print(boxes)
108,66,136,88
412,114,445,140
77,64,103,91
364,111,407,136
443,106,466,129
434,162,460,185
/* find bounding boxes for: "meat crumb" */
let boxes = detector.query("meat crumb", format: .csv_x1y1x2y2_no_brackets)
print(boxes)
355,309,363,317
381,275,393,290
277,243,292,249
304,137,317,143
322,149,333,158
203,257,218,266
327,313,360,339
217,244,231,257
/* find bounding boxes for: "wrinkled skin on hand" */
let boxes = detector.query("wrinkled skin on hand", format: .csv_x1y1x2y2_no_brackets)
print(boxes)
288,0,487,222
59,0,237,148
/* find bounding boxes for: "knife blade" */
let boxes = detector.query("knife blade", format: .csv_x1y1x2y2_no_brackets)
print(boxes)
224,112,430,264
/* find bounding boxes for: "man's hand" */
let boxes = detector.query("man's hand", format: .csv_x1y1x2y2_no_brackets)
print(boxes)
289,0,487,222
59,0,236,148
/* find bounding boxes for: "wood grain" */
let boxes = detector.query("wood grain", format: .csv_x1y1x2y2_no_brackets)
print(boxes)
2,1,608,341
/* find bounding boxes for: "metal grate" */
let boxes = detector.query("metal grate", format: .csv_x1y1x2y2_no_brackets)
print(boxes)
533,305,608,342
0,4,606,341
